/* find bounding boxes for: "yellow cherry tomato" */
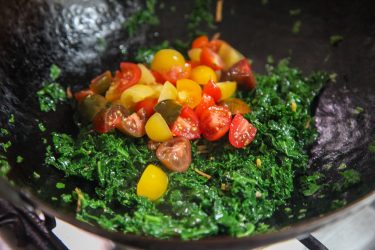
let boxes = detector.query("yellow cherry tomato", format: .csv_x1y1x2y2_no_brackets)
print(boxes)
218,42,245,70
189,65,218,85
158,81,178,102
120,84,156,109
151,49,186,74
137,164,169,201
138,64,156,85
188,48,202,62
176,79,202,109
217,81,237,101
145,112,173,142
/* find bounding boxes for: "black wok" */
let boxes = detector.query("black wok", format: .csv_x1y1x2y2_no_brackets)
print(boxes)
1,0,375,249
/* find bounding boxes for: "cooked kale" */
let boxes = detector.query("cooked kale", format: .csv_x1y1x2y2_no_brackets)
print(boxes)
124,0,159,37
45,61,329,239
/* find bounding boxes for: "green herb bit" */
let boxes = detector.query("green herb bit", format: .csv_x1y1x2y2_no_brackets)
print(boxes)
16,156,24,163
56,182,66,189
96,37,107,50
333,169,361,191
0,128,9,137
187,0,215,37
301,172,323,196
0,141,12,152
331,199,347,210
33,171,41,179
124,0,159,37
330,35,344,46
353,106,364,115
51,197,58,201
0,155,10,177
42,138,48,144
38,122,46,132
8,114,15,124
337,163,347,170
292,20,302,34
329,73,337,83
37,82,67,112
266,55,274,64
50,64,61,81
62,194,72,203
134,41,169,64
289,8,301,16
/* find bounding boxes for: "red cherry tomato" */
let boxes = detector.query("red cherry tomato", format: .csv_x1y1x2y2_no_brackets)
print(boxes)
199,105,232,141
162,63,191,84
116,109,147,137
195,93,215,118
207,39,224,52
151,70,165,83
93,105,129,133
200,47,224,71
156,137,192,172
74,89,94,102
192,35,209,49
203,80,222,102
223,59,256,89
229,114,257,148
134,98,158,118
171,106,201,140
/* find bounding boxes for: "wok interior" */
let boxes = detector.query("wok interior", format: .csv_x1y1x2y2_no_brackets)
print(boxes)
1,0,375,243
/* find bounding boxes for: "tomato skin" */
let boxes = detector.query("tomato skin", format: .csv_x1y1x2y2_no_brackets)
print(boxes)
134,98,158,118
199,105,232,141
162,63,191,84
192,35,209,49
203,80,222,102
207,39,224,52
90,71,112,95
93,105,129,133
156,137,192,172
171,106,201,140
116,109,147,137
200,47,224,71
229,114,257,148
223,59,256,89
195,93,215,118
151,70,166,83
75,89,94,102
219,98,251,115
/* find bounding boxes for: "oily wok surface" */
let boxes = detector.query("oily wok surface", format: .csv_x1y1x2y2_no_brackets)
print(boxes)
0,0,375,249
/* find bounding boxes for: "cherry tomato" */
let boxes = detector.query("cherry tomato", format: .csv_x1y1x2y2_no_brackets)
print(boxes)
207,39,224,52
74,89,94,102
162,63,191,84
156,137,192,172
93,105,129,133
171,106,201,140
229,114,257,148
151,49,186,74
78,94,107,122
154,100,183,125
203,80,222,102
105,63,141,101
151,70,166,83
89,71,112,95
145,113,173,142
137,164,169,201
116,109,147,137
219,98,251,115
200,105,232,141
200,47,224,71
176,79,202,109
222,59,256,89
134,98,158,118
189,65,218,85
195,93,215,118
192,35,209,49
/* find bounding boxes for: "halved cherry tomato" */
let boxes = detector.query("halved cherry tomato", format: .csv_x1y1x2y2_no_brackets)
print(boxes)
189,65,218,85
74,89,94,102
154,100,182,125
192,35,209,49
78,94,107,122
137,164,168,201
89,71,112,95
162,63,191,84
145,113,173,142
93,105,129,133
199,105,232,141
116,109,147,137
151,70,165,83
203,80,222,102
171,106,201,140
207,39,224,52
200,47,224,71
156,137,192,172
219,98,251,114
229,114,257,148
176,79,202,109
222,59,256,89
195,93,215,118
134,98,158,118
105,63,141,101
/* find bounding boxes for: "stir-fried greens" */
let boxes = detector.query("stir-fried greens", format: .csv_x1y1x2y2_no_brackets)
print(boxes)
46,60,328,239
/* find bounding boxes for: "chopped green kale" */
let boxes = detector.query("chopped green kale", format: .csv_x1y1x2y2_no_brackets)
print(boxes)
333,169,361,191
0,155,10,177
37,83,67,112
8,114,15,124
300,172,324,196
16,156,24,163
124,0,159,37
56,182,66,189
38,122,46,132
50,64,61,81
187,0,215,37
292,20,302,34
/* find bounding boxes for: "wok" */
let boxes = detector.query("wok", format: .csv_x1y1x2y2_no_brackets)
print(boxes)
0,0,375,249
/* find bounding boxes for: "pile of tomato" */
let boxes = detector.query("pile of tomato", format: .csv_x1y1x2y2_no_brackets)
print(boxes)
75,35,258,201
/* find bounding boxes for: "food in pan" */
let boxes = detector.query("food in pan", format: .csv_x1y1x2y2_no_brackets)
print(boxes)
46,35,328,239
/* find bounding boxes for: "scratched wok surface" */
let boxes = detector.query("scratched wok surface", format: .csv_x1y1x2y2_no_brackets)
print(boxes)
0,0,375,249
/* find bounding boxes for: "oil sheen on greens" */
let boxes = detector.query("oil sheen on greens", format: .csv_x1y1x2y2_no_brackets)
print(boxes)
45,61,328,239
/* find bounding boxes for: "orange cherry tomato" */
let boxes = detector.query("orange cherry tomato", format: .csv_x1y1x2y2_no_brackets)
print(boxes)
200,47,224,71
192,35,209,49
176,79,202,109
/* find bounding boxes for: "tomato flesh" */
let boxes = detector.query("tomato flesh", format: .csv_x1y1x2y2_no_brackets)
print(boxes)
116,109,147,137
199,105,232,141
93,105,129,133
229,114,257,148
192,35,209,49
223,59,256,89
200,47,224,71
219,98,251,115
156,137,192,172
195,93,215,118
203,80,222,102
134,98,158,118
75,89,94,102
171,106,201,140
